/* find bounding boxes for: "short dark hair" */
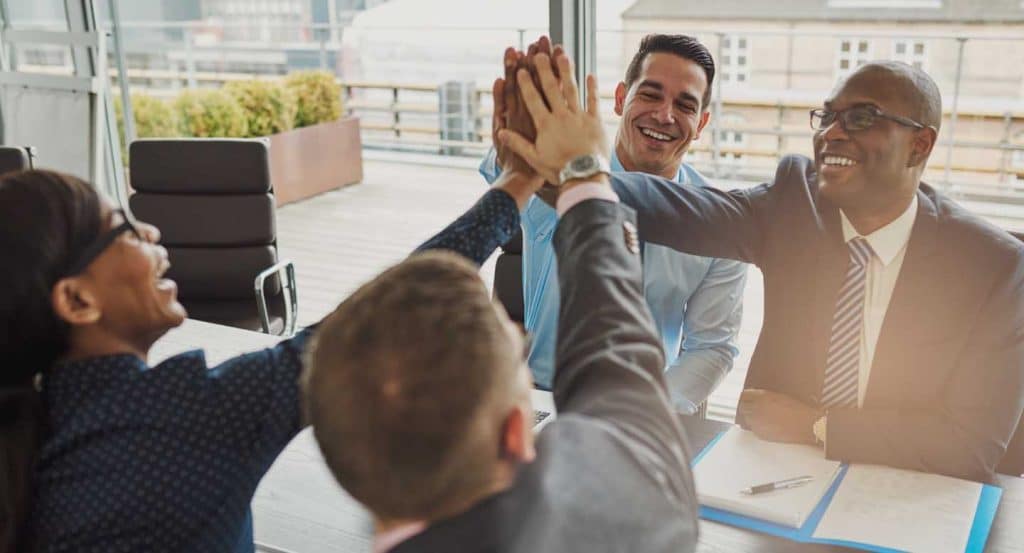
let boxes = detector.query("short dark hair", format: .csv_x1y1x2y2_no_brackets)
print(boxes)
624,34,716,111
303,251,520,522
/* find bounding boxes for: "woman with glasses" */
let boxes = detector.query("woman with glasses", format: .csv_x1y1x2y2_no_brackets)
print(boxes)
0,170,314,552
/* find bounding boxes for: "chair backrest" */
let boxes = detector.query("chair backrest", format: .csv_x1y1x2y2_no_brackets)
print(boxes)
1000,230,1024,477
0,146,32,174
127,139,281,301
493,228,524,324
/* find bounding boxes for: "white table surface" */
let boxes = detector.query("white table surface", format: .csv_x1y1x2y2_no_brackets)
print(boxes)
150,319,556,553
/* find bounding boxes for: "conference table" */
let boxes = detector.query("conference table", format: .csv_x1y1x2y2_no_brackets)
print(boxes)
151,319,1024,553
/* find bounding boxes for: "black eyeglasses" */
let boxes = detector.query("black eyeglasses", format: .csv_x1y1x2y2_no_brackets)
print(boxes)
809,105,928,133
64,209,142,277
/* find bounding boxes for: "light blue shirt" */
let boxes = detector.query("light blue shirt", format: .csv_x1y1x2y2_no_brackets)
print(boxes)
480,150,746,413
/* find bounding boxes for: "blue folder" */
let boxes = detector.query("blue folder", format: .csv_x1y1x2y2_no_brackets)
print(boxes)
692,431,1002,553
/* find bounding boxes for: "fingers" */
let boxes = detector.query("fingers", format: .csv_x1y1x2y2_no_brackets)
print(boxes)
586,74,599,115
551,44,564,77
498,129,550,180
516,66,550,129
534,53,565,115
537,35,552,55
555,53,578,112
492,77,504,126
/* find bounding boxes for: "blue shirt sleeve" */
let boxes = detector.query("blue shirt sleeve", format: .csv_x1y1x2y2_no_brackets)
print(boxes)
664,257,746,414
479,147,502,185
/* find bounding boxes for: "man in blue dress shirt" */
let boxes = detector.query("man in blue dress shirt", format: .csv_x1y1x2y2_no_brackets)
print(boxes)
481,34,746,413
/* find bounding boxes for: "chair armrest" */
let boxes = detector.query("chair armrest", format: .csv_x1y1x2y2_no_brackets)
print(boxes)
254,259,298,336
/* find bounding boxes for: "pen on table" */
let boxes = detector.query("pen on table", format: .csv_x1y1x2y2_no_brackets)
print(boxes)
740,475,814,495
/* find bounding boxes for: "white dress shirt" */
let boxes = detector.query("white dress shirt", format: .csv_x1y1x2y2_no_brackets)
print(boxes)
838,195,918,407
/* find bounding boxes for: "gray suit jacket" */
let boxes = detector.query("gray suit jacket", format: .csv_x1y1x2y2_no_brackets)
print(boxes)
403,193,699,553
610,154,1024,483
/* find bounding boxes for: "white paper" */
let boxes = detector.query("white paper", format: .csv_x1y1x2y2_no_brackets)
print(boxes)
694,427,842,528
812,464,981,553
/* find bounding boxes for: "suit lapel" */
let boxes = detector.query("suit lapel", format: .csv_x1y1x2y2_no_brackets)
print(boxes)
863,187,939,404
810,193,849,404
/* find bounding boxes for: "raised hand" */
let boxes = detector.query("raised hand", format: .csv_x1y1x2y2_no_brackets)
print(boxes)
493,48,535,177
499,47,609,187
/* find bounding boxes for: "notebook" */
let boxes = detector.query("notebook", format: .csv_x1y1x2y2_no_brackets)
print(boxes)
693,427,842,528
693,427,1002,553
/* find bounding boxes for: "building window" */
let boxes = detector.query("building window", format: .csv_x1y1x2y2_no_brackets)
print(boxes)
717,115,747,167
893,39,927,70
721,35,751,86
837,39,872,78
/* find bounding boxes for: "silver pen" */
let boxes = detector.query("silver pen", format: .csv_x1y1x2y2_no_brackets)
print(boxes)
740,475,814,495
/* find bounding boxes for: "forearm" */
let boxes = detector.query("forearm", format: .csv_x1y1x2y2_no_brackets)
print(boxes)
826,406,1009,483
664,348,733,415
609,172,763,264
414,188,520,265
553,198,693,501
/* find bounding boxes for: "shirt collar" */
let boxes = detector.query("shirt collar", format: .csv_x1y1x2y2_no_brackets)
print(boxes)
839,194,918,266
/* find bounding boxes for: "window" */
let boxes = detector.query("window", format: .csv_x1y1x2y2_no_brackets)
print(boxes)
893,39,927,70
717,115,747,167
836,39,872,78
721,35,751,86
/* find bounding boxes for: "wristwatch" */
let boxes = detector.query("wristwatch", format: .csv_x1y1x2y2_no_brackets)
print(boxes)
558,153,611,186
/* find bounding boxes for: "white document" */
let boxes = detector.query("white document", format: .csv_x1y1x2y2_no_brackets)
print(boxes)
812,464,982,553
694,427,842,528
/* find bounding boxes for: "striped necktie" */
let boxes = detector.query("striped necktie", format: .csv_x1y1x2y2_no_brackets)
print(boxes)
820,237,874,408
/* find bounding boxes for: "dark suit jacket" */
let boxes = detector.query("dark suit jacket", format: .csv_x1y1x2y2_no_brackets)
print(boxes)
401,195,698,553
610,154,1024,483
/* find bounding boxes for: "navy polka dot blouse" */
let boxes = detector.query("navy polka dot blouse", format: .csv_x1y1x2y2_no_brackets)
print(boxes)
28,329,312,552
415,188,520,264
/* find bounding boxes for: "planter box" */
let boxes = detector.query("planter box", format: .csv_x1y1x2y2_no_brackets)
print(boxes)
268,116,363,205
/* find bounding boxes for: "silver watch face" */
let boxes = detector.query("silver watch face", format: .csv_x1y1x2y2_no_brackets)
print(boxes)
571,155,598,172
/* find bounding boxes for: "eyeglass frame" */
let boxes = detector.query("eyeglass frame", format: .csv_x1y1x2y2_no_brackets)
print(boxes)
808,104,931,133
64,208,143,277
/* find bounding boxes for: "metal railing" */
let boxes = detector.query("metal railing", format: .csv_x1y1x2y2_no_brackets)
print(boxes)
11,20,1024,205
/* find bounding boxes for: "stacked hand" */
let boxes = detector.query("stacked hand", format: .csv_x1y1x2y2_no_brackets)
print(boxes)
493,36,610,207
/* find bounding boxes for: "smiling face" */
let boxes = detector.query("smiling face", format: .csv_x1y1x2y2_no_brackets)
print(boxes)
74,202,186,346
614,52,711,179
813,67,936,218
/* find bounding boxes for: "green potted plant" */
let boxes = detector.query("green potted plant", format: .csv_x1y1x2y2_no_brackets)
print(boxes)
174,89,249,138
259,71,362,205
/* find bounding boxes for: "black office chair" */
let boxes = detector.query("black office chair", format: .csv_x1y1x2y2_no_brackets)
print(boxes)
998,230,1024,477
128,139,297,336
0,146,34,173
493,228,524,324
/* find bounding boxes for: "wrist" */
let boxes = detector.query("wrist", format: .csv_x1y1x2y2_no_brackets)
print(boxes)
562,173,610,191
495,171,544,210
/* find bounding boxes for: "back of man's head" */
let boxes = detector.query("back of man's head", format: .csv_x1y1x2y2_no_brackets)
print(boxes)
303,251,524,522
624,34,716,110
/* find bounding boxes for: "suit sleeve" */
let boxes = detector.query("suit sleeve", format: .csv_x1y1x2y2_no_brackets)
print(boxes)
607,155,824,268
552,199,695,506
826,252,1024,483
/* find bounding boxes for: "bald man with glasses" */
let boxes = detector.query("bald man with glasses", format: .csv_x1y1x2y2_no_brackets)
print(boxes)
505,58,1024,483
